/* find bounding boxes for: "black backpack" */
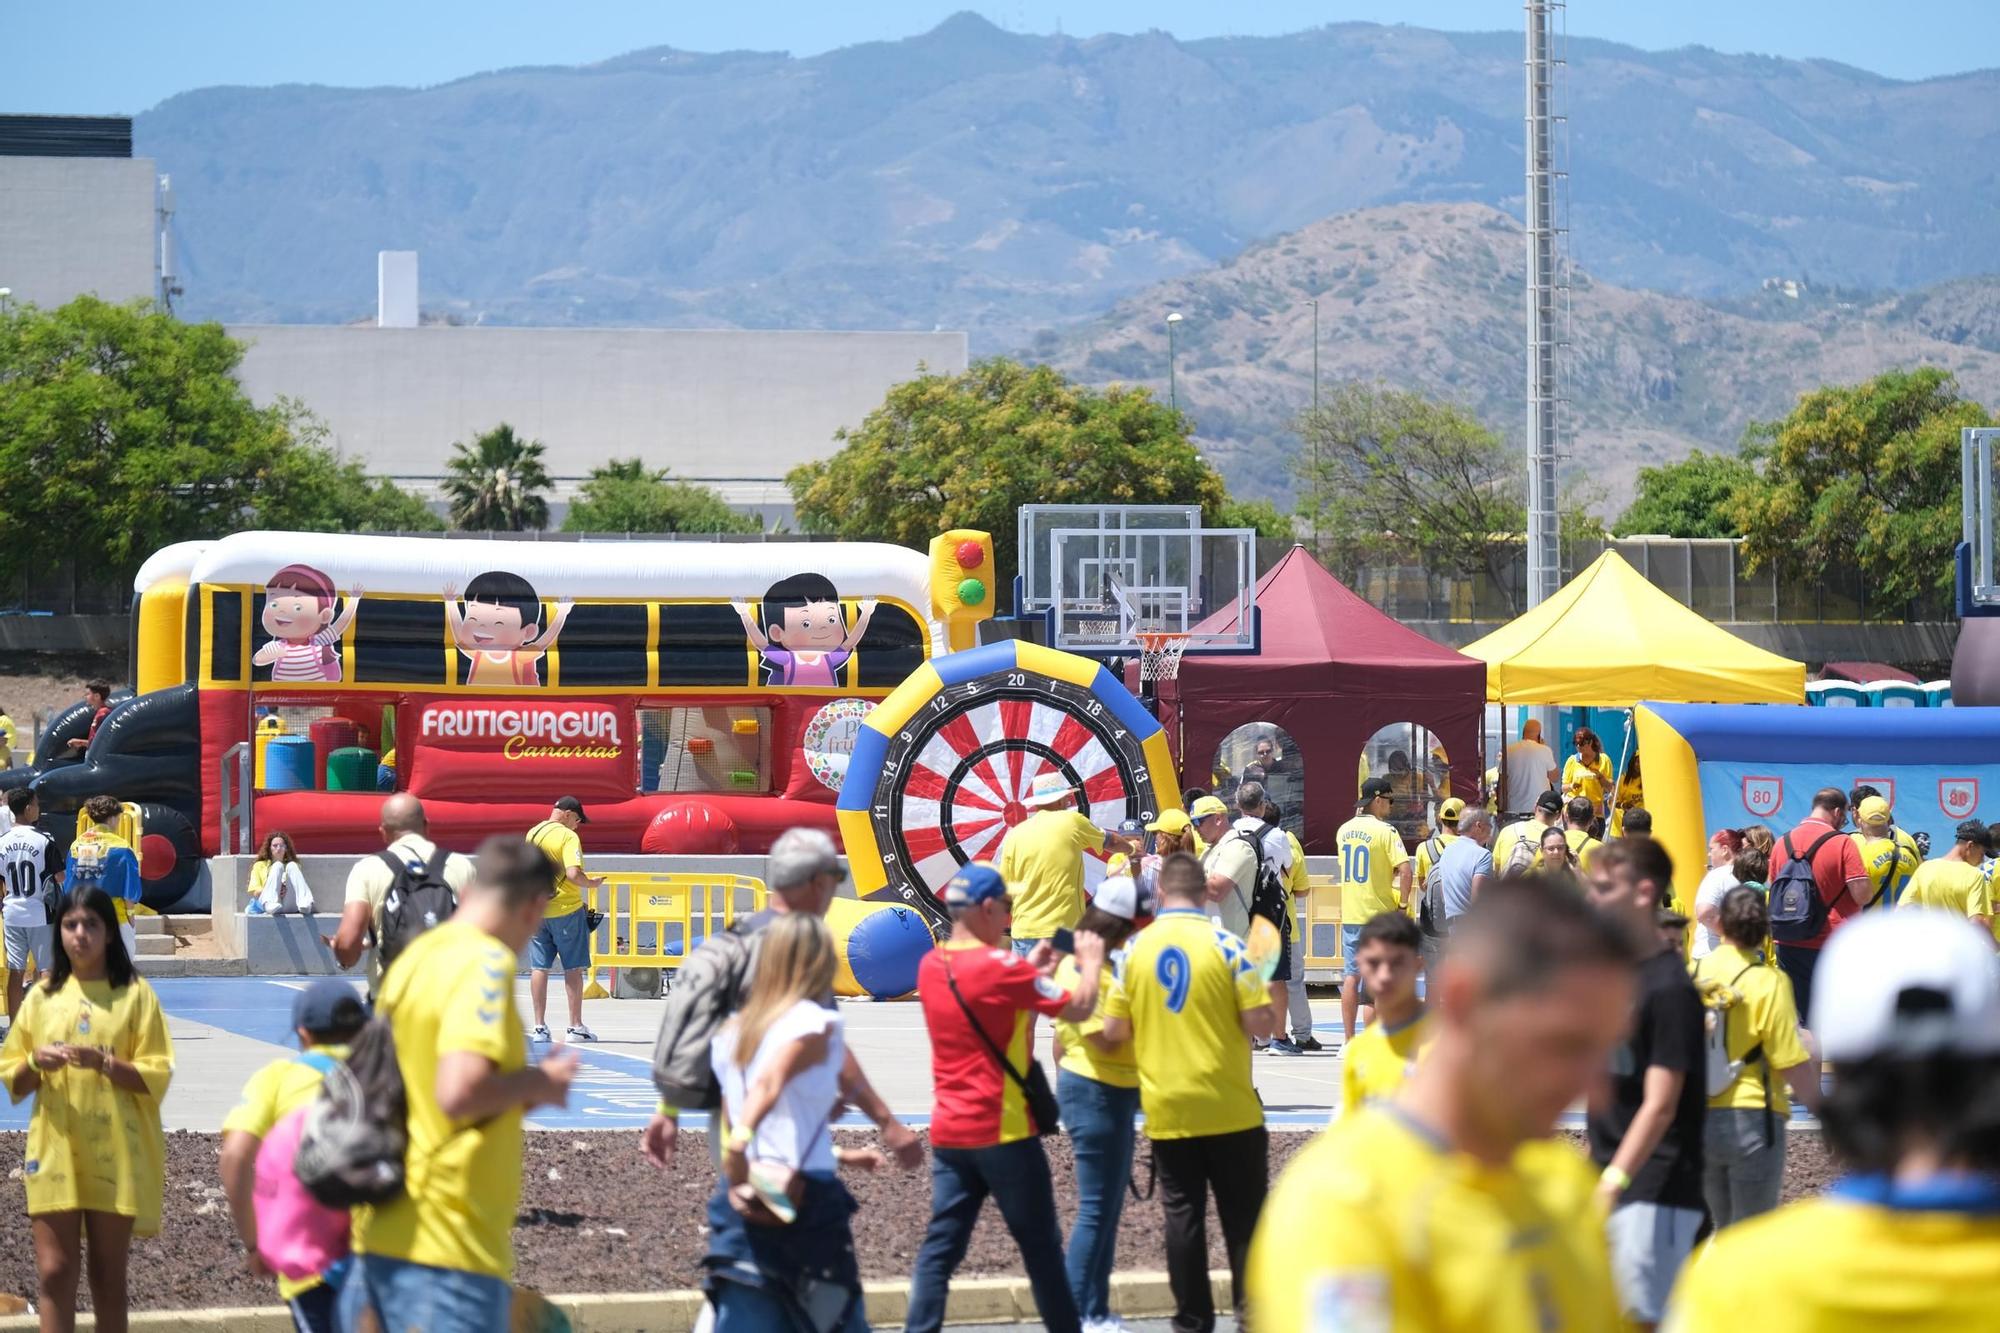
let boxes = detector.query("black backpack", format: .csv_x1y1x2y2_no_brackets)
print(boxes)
370,846,458,970
1230,822,1292,930
293,1016,408,1207
1768,831,1839,944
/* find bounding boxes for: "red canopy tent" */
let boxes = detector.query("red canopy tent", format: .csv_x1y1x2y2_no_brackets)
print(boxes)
1154,546,1485,852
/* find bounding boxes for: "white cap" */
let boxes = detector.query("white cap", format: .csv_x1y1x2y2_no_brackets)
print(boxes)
1090,874,1154,922
1811,910,2000,1062
1024,772,1076,808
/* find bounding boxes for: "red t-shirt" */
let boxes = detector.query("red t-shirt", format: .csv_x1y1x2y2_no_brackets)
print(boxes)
87,705,109,740
1769,816,1865,949
918,940,1071,1148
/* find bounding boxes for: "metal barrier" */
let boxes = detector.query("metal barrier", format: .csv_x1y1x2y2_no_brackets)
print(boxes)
585,872,767,979
1301,873,1345,973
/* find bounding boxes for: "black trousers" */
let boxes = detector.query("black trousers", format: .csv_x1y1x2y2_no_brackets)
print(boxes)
1151,1125,1269,1333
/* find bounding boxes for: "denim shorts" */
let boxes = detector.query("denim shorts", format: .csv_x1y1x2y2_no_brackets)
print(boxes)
336,1253,510,1333
1605,1201,1703,1322
529,905,591,971
1340,923,1364,978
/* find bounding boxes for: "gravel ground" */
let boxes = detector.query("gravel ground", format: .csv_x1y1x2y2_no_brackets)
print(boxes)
0,1128,1841,1312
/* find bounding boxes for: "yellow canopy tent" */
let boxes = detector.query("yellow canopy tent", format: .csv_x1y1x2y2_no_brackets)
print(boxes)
1463,551,1806,706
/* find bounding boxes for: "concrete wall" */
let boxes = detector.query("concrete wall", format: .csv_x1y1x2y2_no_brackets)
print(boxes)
226,325,970,490
0,157,157,308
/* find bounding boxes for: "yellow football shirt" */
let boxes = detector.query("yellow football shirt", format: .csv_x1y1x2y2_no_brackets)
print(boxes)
1690,945,1810,1113
1562,753,1612,807
1666,1189,2000,1332
1338,1009,1433,1116
1283,829,1308,933
527,819,586,919
0,975,174,1235
1563,828,1602,873
353,919,528,1280
222,1043,352,1300
997,809,1104,939
1053,955,1137,1089
1900,857,1993,924
1105,907,1267,1140
1492,818,1541,876
1249,1108,1618,1333
1336,814,1410,923
1851,828,1920,907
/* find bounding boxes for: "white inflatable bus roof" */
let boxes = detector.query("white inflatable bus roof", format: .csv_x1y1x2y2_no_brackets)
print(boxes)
178,530,945,649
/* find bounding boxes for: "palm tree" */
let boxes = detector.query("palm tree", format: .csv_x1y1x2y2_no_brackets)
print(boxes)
442,425,553,531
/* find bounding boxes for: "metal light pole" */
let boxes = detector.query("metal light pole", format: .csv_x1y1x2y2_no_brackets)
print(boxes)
1166,311,1184,411
1523,0,1563,609
1309,298,1320,409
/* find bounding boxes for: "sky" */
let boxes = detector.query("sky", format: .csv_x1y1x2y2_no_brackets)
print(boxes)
6,1,1998,115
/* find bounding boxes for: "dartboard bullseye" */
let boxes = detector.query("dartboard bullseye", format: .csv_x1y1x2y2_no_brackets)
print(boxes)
837,639,1182,931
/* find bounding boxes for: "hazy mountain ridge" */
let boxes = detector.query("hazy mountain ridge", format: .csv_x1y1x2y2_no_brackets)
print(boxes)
142,14,2000,348
1036,203,2000,506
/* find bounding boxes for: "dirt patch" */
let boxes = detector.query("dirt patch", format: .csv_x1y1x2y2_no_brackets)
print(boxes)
0,1128,1842,1312
0,662,120,760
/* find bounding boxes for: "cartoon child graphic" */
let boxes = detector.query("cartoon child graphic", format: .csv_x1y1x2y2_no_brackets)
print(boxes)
733,573,877,687
444,570,572,688
251,564,362,683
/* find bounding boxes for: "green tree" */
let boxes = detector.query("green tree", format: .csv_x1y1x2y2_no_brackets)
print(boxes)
1214,497,1296,541
1612,450,1757,538
253,415,444,533
562,458,761,534
0,296,432,589
443,424,552,531
1733,368,1989,607
788,358,1229,583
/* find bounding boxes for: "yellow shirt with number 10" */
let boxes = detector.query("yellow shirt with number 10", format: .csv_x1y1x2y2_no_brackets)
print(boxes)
1336,814,1410,922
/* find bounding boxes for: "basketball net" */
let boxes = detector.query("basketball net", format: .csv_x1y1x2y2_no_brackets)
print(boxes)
1137,631,1191,683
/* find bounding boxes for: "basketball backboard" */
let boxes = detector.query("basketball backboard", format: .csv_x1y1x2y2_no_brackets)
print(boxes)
1016,505,1204,612
1965,427,2000,613
1045,524,1259,654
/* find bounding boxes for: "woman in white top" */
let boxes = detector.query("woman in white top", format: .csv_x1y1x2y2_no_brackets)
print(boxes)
1692,828,1745,957
705,912,882,1333
247,832,314,915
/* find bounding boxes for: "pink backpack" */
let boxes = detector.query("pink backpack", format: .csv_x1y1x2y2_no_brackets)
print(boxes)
253,1052,351,1279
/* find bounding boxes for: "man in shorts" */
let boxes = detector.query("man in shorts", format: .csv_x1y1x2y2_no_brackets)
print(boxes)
1,788,59,1026
1334,778,1411,1039
525,796,605,1043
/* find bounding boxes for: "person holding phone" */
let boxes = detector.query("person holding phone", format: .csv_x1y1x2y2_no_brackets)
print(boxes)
706,913,886,1331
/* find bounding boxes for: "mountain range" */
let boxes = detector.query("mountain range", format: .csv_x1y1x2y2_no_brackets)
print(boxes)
131,13,2000,506
145,13,2000,347
1038,203,2000,505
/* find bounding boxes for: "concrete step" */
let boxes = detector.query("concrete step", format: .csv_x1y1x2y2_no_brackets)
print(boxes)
134,956,249,978
131,915,168,935
133,934,176,957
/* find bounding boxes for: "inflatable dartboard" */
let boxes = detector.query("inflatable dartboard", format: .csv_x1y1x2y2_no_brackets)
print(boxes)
838,640,1181,931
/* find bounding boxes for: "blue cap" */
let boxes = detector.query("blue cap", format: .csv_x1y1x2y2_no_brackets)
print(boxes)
1117,818,1147,836
293,978,367,1038
942,862,1008,907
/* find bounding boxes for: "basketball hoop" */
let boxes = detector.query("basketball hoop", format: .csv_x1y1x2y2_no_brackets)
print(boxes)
1137,631,1191,683
1077,618,1120,640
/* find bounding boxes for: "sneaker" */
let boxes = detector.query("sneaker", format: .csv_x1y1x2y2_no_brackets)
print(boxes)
1266,1038,1303,1056
531,1024,551,1043
1294,1034,1325,1052
566,1024,599,1042
1085,1319,1134,1333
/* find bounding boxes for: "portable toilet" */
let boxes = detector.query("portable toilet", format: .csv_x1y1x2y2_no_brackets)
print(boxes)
1807,680,1871,708
1871,678,1926,709
1923,680,1954,708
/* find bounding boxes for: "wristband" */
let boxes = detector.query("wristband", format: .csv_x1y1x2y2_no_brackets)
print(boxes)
1599,1164,1631,1192
726,1123,754,1152
655,1102,680,1120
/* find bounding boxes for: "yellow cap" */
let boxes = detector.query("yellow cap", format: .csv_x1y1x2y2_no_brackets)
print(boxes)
1188,795,1230,819
1857,795,1892,825
1146,809,1193,836
1438,797,1466,822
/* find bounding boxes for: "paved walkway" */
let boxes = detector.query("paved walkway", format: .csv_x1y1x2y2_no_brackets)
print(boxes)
2,975,1820,1135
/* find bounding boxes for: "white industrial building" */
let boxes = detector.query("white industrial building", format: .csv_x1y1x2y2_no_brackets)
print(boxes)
0,116,163,310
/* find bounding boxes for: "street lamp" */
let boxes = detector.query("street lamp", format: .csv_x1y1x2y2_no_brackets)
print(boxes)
0,288,11,315
1166,311,1184,411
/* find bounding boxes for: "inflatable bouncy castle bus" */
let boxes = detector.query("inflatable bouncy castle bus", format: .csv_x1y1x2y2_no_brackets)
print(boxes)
8,529,993,910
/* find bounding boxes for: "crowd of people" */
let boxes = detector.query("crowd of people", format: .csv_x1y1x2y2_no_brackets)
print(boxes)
2,749,1998,1332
